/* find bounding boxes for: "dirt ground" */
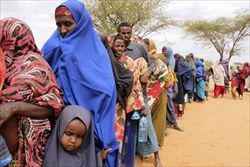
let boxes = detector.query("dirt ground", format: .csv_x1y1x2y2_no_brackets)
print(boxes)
135,90,250,167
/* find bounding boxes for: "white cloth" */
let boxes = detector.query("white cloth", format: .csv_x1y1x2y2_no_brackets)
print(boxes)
212,63,226,86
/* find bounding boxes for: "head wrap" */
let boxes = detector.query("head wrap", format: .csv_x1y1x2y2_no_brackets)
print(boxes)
41,0,118,166
43,105,98,167
55,6,73,19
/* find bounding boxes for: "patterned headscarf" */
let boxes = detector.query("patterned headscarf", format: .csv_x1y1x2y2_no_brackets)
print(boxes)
0,17,40,67
0,48,6,90
55,6,74,19
0,17,64,166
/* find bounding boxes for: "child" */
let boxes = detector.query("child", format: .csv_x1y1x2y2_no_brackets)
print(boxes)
43,105,110,167
231,75,238,100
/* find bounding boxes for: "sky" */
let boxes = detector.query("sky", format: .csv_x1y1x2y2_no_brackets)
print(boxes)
1,0,249,65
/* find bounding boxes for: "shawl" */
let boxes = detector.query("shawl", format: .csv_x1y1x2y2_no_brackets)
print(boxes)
43,105,97,167
41,0,118,165
0,17,63,166
98,33,133,109
174,54,193,92
174,54,192,77
212,61,226,86
163,46,175,69
196,60,204,81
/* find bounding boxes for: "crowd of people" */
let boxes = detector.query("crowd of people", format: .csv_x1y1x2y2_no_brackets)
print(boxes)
0,0,249,167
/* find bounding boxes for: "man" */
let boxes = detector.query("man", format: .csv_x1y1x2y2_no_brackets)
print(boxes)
117,22,154,82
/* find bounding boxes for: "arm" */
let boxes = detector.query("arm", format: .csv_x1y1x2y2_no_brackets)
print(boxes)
0,101,53,127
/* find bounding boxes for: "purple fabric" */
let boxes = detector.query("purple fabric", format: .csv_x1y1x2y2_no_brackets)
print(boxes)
43,105,98,167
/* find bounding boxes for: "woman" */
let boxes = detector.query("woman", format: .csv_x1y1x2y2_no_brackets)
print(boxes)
174,53,193,117
185,53,196,103
236,63,250,99
144,38,169,147
98,33,133,110
195,60,206,101
212,61,226,98
161,47,183,131
111,34,148,166
41,1,118,166
139,38,166,166
0,17,63,166
162,46,175,69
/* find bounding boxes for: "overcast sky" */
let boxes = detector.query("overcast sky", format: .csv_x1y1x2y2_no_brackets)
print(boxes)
1,0,249,64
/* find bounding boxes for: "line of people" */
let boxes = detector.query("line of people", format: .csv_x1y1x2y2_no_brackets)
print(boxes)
0,0,249,167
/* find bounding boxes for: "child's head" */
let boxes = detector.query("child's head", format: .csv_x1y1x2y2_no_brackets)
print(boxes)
61,118,87,152
43,106,97,166
55,105,92,153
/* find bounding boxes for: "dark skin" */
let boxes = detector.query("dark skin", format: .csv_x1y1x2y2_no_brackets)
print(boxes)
55,15,77,38
118,26,150,84
112,39,148,116
56,14,113,159
0,102,53,153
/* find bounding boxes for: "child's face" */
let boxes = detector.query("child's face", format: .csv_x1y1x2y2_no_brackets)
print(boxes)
61,118,87,152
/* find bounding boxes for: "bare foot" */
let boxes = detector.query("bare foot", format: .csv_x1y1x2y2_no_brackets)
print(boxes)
155,158,163,167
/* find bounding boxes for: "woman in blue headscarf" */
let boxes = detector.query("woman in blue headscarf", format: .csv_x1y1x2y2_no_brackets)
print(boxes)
195,60,206,101
162,46,175,69
41,0,118,166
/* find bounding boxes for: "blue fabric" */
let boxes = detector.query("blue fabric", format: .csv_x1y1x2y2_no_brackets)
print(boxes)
175,56,192,76
196,60,204,82
195,60,205,100
41,0,118,166
175,55,193,92
196,80,206,100
136,91,159,156
164,46,175,69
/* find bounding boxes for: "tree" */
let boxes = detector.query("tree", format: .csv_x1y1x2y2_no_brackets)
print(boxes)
83,0,174,37
184,10,250,61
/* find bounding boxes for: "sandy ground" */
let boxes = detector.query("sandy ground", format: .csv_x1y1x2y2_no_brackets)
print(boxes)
135,90,250,167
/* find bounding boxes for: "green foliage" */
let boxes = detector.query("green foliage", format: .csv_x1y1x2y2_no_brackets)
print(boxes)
184,10,250,61
83,0,174,36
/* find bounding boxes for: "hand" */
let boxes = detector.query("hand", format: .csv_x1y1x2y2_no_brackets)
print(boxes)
101,148,112,160
140,71,149,84
0,103,16,128
140,108,148,116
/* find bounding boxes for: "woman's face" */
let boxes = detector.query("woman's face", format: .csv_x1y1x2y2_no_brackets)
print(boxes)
55,15,77,38
162,47,167,57
112,39,126,58
61,118,87,152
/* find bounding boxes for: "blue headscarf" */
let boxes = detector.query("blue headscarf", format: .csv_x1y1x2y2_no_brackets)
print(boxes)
174,54,192,76
163,46,175,69
41,0,118,166
195,60,204,81
174,54,193,92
